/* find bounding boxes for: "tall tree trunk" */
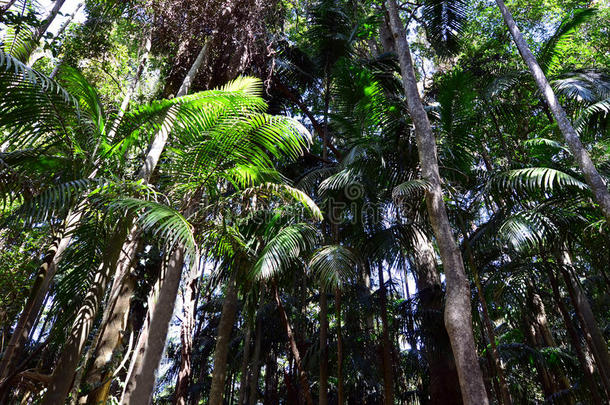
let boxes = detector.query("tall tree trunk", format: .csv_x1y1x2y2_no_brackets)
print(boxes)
0,214,76,384
459,218,512,405
237,322,252,405
335,288,344,405
248,314,263,405
472,271,511,405
263,349,278,405
546,265,604,404
48,2,81,46
172,262,201,405
209,274,239,405
273,283,313,405
124,247,185,405
119,259,163,404
33,0,67,43
41,226,138,405
411,229,462,405
494,0,610,224
83,275,136,404
557,250,610,396
525,281,573,402
79,38,153,396
75,236,142,404
377,264,394,405
385,2,489,404
0,0,18,20
319,288,329,405
522,311,559,399
41,38,211,404
106,32,152,142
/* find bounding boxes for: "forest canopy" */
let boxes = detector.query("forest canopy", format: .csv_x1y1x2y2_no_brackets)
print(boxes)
0,0,609,404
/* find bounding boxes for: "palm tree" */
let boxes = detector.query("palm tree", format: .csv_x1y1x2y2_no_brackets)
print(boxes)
493,0,610,224
385,2,489,404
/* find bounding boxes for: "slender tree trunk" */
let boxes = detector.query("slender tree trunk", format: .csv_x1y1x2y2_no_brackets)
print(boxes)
33,0,67,43
377,264,394,405
237,323,252,405
557,250,610,396
0,0,18,20
525,281,573,403
273,283,313,405
40,225,138,405
495,0,610,224
173,262,202,405
248,314,263,405
119,259,163,404
335,288,344,405
81,33,181,403
42,38,211,404
125,247,185,405
522,311,559,398
0,215,75,384
83,275,136,404
472,271,512,405
76,235,142,404
47,2,81,46
385,2,489,404
319,288,329,405
209,274,239,405
411,229,462,405
263,349,278,405
460,219,512,405
546,265,604,404
107,32,152,142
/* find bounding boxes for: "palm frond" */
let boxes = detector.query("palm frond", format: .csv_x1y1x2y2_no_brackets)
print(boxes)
538,8,597,76
109,198,197,261
309,244,360,290
490,167,587,195
421,0,466,56
0,50,77,149
250,223,318,281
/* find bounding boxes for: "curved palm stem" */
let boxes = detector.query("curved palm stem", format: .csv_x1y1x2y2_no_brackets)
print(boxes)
494,0,610,225
385,2,489,403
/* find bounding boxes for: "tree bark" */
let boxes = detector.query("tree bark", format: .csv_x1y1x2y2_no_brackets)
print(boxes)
119,260,163,404
33,0,67,43
335,288,345,405
263,349,278,405
459,220,512,405
472,271,512,405
236,322,252,405
273,283,313,405
557,250,610,396
248,313,263,405
494,0,610,224
83,275,136,405
319,288,329,405
0,213,76,384
106,32,152,142
172,259,202,405
78,37,153,399
124,247,185,405
40,225,138,405
546,265,604,404
41,37,211,404
208,274,239,405
410,229,462,404
385,2,489,404
377,264,394,405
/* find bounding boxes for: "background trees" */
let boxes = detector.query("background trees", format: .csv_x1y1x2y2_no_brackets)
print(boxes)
0,0,609,404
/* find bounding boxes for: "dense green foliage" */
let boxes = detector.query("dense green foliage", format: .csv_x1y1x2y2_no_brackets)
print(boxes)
0,0,609,404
